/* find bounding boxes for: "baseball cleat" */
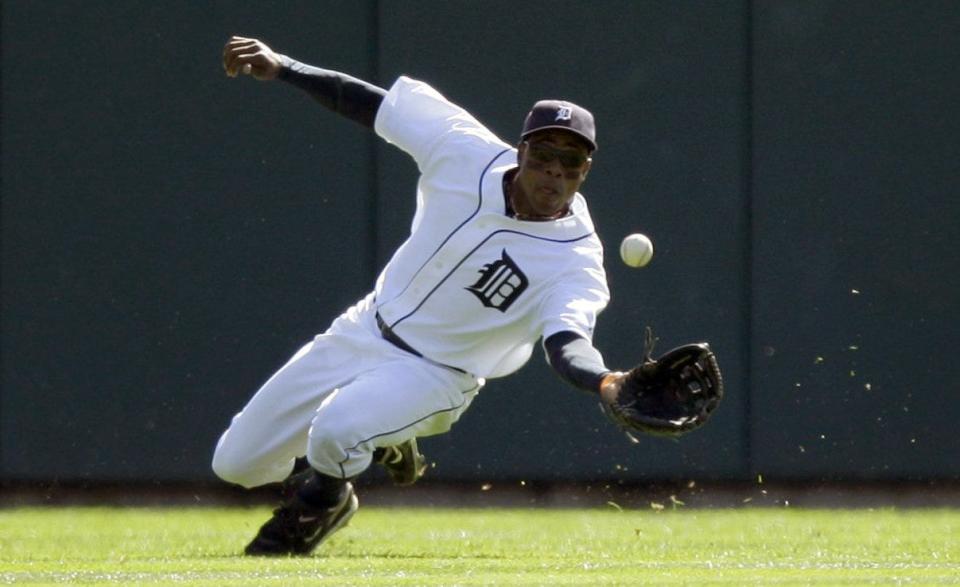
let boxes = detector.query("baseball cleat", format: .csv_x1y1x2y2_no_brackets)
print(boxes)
279,462,314,500
244,482,358,556
373,438,427,486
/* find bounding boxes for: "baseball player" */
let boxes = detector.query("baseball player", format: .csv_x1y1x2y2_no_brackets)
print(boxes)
215,35,625,556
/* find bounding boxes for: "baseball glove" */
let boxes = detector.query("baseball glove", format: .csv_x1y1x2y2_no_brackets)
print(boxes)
601,328,723,440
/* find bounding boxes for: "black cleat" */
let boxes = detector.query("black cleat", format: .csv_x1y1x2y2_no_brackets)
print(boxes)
279,461,314,500
373,438,427,486
244,482,358,556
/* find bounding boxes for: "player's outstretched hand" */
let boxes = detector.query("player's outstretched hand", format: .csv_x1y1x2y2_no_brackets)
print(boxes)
222,36,282,80
599,328,723,440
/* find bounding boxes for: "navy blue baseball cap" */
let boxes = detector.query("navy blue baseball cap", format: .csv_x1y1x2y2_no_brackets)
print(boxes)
520,99,597,151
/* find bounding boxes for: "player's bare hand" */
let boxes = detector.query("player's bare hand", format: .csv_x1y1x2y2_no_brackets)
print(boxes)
222,35,282,80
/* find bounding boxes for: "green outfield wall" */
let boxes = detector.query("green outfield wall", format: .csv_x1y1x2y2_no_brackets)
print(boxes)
2,1,957,483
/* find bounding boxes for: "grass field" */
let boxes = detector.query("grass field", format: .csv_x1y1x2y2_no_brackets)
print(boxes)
1,506,957,585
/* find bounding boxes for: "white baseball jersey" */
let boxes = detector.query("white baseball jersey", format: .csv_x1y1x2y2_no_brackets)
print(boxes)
373,76,609,378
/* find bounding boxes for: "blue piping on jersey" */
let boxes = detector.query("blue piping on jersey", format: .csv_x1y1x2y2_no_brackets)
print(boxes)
379,147,512,326
391,227,596,329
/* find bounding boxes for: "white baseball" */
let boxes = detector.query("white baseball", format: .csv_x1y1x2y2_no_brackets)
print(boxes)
242,63,253,75
619,233,654,268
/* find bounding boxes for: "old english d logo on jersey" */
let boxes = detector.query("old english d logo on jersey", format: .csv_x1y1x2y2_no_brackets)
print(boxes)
466,249,529,312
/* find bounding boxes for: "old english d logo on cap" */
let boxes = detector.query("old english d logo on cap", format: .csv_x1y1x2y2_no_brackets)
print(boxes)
521,99,597,150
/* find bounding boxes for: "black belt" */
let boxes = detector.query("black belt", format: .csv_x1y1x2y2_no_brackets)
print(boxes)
375,312,466,374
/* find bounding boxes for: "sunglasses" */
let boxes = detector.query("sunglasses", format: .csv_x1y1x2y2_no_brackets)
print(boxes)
523,141,590,172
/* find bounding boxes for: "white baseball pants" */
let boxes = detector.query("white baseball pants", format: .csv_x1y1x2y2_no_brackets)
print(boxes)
212,293,482,488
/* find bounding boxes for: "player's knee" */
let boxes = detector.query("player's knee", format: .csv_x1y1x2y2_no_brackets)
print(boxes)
211,448,244,486
211,444,263,489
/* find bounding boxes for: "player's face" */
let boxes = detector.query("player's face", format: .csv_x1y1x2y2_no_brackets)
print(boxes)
515,130,592,218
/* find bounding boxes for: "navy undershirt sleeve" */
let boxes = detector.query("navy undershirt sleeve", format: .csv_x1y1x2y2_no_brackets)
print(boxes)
277,56,386,128
544,331,611,394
